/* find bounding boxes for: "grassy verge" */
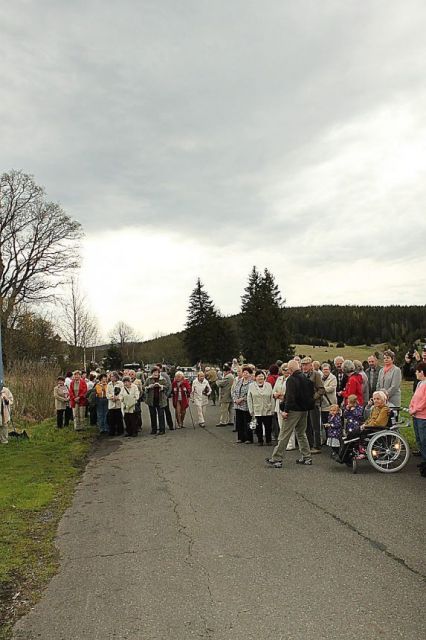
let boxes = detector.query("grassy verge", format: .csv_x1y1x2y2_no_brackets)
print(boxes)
400,380,416,449
0,420,97,639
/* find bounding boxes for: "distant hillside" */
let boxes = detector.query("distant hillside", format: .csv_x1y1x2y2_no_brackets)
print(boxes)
96,305,426,366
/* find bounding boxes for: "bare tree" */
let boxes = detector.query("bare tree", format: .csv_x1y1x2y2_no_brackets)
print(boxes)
0,170,82,330
110,320,138,360
60,278,98,368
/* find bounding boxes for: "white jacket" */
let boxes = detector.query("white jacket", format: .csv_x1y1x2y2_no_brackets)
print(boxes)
247,382,274,416
320,373,337,411
191,379,211,406
122,384,140,413
272,376,286,413
107,380,124,410
0,387,13,425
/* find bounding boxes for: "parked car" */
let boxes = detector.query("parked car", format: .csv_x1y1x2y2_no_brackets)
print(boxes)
177,366,198,383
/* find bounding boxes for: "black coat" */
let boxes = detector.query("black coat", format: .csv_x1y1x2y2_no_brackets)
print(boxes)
332,368,348,405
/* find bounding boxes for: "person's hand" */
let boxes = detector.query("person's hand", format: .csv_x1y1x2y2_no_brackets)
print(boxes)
282,411,288,419
414,350,421,361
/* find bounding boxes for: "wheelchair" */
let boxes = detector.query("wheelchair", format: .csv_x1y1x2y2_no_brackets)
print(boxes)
340,408,410,474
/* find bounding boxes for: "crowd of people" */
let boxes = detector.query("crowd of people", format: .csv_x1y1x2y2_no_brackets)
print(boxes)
50,347,426,478
1,348,425,479
52,364,214,438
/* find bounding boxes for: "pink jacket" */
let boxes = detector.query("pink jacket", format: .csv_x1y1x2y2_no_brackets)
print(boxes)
409,381,426,419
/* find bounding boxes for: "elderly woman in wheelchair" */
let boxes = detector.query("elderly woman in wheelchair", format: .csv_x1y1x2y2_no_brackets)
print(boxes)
335,391,410,473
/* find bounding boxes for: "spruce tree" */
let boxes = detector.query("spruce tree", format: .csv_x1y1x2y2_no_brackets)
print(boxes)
240,266,293,366
184,278,217,363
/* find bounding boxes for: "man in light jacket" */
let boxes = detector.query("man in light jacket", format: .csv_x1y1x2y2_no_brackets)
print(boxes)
216,364,234,426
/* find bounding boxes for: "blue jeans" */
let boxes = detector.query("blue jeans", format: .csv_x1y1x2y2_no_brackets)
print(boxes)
413,417,426,463
96,397,109,432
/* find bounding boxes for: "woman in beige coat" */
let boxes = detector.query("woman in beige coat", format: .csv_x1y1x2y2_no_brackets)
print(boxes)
0,386,14,444
191,371,211,427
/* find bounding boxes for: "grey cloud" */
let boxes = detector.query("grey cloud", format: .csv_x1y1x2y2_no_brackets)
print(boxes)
1,0,425,270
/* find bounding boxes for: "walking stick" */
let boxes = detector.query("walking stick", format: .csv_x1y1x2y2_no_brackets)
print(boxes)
188,402,196,429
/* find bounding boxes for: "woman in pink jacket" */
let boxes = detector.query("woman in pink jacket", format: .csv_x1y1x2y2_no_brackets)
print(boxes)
409,362,426,478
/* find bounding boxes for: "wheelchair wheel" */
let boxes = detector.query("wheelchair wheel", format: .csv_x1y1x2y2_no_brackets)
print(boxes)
366,430,410,473
352,457,358,474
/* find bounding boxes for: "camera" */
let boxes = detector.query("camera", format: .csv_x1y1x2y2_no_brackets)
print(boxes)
114,386,121,396
407,343,419,358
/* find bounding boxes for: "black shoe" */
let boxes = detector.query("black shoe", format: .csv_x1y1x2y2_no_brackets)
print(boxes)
265,458,282,468
158,430,166,435
150,431,157,435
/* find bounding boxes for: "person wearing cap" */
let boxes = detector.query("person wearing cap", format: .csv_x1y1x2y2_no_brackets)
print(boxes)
301,356,325,454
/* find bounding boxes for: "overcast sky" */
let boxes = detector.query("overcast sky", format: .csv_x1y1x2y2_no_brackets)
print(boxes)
1,1,425,339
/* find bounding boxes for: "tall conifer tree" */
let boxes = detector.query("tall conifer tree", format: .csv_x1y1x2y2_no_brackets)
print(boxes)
240,266,293,366
184,278,238,364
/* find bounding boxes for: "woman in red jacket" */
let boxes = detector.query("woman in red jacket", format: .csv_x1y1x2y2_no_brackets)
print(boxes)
172,371,192,428
339,360,363,407
68,370,88,431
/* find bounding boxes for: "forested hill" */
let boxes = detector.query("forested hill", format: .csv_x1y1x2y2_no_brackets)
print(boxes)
284,305,426,346
136,305,426,365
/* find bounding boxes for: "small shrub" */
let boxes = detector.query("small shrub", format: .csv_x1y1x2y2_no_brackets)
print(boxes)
5,361,59,424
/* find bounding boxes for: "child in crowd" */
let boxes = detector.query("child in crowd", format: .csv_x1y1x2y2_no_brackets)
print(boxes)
343,394,364,436
325,404,342,455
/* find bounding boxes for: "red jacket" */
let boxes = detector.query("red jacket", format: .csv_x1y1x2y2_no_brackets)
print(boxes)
341,373,363,406
266,374,279,388
172,379,191,410
68,379,88,408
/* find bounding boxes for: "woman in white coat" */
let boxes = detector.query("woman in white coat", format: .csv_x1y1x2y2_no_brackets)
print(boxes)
247,370,274,446
191,371,211,427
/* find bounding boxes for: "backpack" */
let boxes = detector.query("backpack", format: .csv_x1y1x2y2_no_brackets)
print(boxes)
296,374,315,411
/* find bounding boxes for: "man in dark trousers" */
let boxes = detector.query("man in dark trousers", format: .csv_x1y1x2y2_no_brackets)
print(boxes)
301,357,325,454
332,356,348,407
365,354,382,398
156,364,174,430
265,359,313,468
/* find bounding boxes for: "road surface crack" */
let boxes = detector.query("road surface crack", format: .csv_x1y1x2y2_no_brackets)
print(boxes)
155,463,215,638
295,491,425,581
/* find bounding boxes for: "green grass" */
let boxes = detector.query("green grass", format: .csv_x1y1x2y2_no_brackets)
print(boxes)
293,343,387,363
399,380,416,449
0,420,97,639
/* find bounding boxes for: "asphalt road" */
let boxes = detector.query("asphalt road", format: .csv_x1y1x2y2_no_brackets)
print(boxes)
13,404,425,640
